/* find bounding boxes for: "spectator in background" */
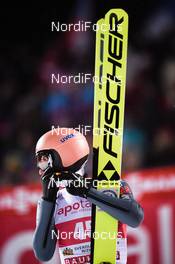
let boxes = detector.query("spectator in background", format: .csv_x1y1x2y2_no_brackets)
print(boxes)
122,127,147,172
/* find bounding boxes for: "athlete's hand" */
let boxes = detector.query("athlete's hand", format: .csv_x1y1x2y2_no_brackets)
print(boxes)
41,168,59,202
66,173,92,198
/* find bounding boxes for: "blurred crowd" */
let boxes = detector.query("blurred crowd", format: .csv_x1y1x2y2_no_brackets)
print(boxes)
1,2,175,185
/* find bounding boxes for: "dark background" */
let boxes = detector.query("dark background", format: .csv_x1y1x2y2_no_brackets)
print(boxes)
1,1,175,184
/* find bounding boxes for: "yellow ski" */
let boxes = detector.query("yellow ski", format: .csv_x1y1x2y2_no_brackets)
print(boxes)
91,9,128,264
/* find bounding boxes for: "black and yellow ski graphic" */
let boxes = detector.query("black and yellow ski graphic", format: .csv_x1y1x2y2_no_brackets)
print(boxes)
91,9,128,264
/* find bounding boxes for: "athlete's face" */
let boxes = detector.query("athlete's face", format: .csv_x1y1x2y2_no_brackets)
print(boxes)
36,153,53,176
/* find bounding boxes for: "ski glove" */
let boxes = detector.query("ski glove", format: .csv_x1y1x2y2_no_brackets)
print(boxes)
66,173,92,198
41,168,59,202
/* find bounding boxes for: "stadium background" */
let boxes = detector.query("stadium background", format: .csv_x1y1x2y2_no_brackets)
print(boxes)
0,1,175,263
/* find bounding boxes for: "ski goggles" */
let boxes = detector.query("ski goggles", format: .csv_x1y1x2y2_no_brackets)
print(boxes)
36,152,53,171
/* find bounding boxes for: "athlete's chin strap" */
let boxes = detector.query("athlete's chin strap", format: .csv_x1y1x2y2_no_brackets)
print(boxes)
66,173,144,228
